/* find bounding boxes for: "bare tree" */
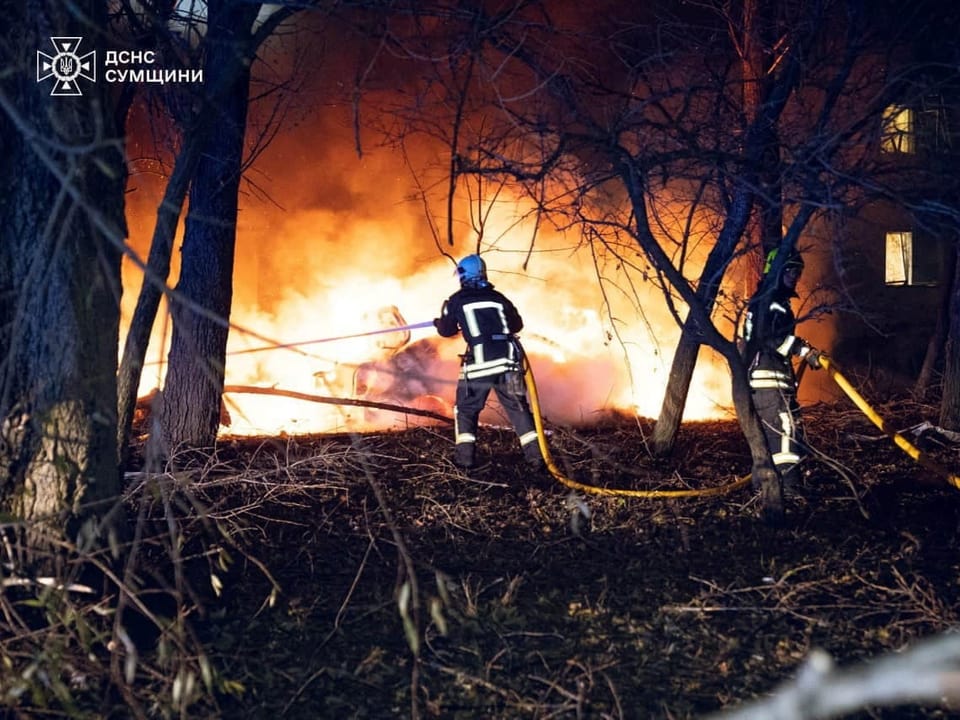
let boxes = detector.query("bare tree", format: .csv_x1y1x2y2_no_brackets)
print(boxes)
113,0,212,464
152,0,264,452
0,0,127,551
113,0,301,457
649,0,804,457
375,0,960,520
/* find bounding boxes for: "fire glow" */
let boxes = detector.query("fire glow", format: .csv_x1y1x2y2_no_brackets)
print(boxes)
122,214,735,437
120,112,737,437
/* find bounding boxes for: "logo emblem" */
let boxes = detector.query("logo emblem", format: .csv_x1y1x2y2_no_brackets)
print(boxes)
37,37,96,96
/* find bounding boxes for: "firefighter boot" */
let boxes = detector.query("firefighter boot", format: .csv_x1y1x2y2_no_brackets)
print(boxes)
522,440,545,470
780,463,803,499
454,442,476,470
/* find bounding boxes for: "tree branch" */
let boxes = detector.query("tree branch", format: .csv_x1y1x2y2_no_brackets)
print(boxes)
706,632,960,720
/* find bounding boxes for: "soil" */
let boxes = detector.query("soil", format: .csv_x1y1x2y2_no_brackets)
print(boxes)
127,395,960,720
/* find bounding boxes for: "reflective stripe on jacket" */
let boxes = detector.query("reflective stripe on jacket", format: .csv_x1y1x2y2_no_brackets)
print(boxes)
436,285,524,379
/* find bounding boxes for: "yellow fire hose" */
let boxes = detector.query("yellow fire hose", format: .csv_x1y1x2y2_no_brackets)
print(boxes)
818,355,960,490
522,357,752,498
522,352,960,498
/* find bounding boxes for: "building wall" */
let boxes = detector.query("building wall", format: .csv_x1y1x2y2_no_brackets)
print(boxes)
830,207,945,378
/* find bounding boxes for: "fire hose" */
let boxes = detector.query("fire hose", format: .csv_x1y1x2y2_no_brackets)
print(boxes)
523,347,960,499
226,320,437,357
206,315,958,493
144,320,437,366
817,355,960,489
521,352,752,498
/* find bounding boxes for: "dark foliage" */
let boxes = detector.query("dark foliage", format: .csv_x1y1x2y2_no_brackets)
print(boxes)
121,393,960,719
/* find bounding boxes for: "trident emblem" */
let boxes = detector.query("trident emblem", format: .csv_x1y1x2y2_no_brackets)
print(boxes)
37,37,96,96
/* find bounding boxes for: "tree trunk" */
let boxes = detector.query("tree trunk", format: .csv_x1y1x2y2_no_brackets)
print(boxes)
0,0,126,550
650,332,701,454
915,242,956,398
940,245,960,430
157,1,257,453
747,0,784,260
115,3,280,466
116,132,202,466
650,0,790,457
650,191,755,455
616,161,783,520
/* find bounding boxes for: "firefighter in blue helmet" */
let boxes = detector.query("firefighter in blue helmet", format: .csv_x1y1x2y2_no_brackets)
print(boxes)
433,255,544,470
742,248,822,493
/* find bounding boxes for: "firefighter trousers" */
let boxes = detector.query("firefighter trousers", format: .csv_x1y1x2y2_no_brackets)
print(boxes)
750,376,806,490
453,372,542,468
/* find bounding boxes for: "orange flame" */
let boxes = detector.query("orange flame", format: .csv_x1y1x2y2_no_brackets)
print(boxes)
121,199,738,436
120,117,744,437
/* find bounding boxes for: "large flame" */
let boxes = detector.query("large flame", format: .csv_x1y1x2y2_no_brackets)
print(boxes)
120,109,744,437
121,217,735,436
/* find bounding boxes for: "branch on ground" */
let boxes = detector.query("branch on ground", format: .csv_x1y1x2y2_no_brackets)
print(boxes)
707,632,960,720
222,385,453,424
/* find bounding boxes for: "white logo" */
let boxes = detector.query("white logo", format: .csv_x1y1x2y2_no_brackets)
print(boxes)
37,37,96,96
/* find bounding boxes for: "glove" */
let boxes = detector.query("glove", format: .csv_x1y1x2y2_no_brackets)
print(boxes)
798,344,823,369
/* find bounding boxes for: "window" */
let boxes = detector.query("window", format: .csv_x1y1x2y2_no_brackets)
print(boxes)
885,231,939,286
881,105,915,154
919,95,954,153
885,231,912,283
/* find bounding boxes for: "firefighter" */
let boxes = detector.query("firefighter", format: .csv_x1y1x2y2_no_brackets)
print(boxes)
433,254,544,470
742,248,822,493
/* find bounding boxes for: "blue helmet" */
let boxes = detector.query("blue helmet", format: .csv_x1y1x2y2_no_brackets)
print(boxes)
456,254,488,288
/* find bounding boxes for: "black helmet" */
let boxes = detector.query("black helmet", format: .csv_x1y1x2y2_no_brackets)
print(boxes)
763,248,804,275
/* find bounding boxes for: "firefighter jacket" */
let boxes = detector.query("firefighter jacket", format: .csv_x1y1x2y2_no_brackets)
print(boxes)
435,284,523,380
742,285,808,391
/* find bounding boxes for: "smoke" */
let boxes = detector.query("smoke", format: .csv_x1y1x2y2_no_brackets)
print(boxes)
118,24,778,437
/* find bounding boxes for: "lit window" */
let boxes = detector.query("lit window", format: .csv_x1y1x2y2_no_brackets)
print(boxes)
885,231,912,284
885,231,939,286
881,105,915,154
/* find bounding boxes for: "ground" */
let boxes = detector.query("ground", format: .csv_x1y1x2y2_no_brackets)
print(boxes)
138,394,960,720
4,392,959,719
